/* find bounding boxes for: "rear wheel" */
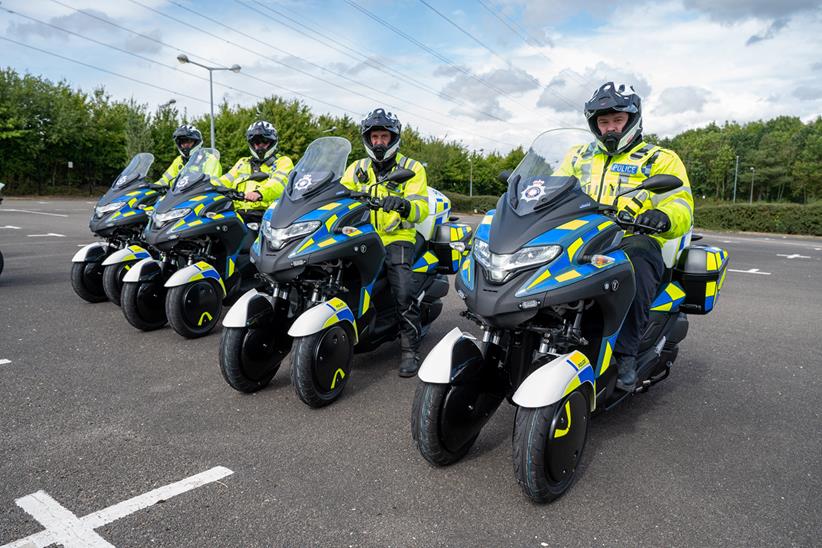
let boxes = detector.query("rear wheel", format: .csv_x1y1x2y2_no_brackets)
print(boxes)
512,389,590,503
291,324,353,408
102,261,135,306
166,280,223,339
220,326,291,392
121,279,167,331
70,261,107,303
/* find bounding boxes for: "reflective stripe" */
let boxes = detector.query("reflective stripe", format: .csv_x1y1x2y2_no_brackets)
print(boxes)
641,150,661,176
222,171,236,182
651,185,693,206
406,194,426,202
630,143,655,160
669,197,694,215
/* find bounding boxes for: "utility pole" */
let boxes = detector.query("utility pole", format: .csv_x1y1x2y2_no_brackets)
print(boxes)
732,155,739,202
749,166,755,204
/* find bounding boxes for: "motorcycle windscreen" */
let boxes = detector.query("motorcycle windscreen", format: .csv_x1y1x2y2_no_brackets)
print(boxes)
285,137,351,201
112,153,155,189
506,128,594,216
171,148,222,195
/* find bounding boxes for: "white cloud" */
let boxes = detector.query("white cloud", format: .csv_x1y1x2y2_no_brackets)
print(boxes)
654,86,713,115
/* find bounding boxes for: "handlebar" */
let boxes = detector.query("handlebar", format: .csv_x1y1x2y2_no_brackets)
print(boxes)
212,186,246,201
601,207,665,235
347,190,384,210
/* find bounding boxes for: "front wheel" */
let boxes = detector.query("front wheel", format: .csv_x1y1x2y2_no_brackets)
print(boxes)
121,280,167,331
220,326,291,392
165,280,222,339
290,324,353,408
411,382,477,466
102,261,135,306
70,261,106,303
512,389,590,503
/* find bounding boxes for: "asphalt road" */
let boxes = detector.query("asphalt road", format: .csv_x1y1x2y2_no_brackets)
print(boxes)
1,198,820,547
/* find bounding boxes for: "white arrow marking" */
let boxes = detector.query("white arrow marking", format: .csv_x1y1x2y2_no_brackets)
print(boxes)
2,466,234,548
2,209,68,218
728,268,771,275
27,233,65,238
1,225,21,229
777,253,811,259
0,359,11,365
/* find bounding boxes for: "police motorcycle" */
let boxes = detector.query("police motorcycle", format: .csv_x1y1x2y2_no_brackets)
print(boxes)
120,148,265,338
411,129,729,503
218,136,473,408
70,153,162,304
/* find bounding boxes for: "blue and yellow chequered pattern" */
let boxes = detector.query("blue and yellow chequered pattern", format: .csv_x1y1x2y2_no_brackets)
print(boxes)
412,251,439,273
449,224,473,271
561,350,596,397
650,282,687,312
288,200,376,258
322,297,358,341
474,209,495,242
515,215,625,298
699,246,729,312
187,261,226,295
358,282,375,317
119,244,151,262
166,193,237,233
434,194,450,215
596,332,619,377
107,188,158,220
459,254,475,290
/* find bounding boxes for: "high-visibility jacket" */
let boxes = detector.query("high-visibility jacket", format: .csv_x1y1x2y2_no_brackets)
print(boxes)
217,155,294,210
555,140,694,248
155,155,185,187
340,153,429,246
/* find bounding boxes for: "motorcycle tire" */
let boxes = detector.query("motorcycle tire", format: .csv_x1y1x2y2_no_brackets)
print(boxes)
411,382,477,466
512,389,590,503
121,280,167,331
70,261,107,303
165,280,222,339
219,326,290,393
102,261,135,306
290,324,353,408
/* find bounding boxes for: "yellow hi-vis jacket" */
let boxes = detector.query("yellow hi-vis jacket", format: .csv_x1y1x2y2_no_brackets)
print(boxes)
340,153,429,246
155,155,185,187
555,140,694,248
217,155,294,210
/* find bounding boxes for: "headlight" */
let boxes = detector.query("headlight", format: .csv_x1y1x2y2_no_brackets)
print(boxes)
262,220,321,250
474,240,562,283
153,208,191,225
94,201,125,217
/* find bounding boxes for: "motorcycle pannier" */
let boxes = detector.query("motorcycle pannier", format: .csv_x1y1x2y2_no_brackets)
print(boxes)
431,222,473,274
673,245,729,314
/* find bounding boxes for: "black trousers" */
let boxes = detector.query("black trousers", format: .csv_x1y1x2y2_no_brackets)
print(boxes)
385,242,422,353
615,235,665,357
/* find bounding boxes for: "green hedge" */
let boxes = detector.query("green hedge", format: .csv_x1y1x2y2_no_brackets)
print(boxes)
442,191,500,214
695,203,822,236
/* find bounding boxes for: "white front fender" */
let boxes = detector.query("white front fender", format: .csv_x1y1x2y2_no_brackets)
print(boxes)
164,261,225,295
223,289,271,328
101,244,151,266
72,242,111,263
122,258,161,283
418,327,479,383
512,351,596,411
288,297,358,343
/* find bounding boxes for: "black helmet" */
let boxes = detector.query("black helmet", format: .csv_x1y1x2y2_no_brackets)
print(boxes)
172,124,203,160
246,121,279,161
584,82,643,155
360,108,401,164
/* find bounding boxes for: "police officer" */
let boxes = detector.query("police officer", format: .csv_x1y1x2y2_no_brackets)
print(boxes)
218,121,294,224
558,82,694,390
340,109,429,377
155,124,203,188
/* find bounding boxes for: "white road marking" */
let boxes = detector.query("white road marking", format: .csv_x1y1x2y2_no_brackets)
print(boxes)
0,359,11,365
777,253,811,259
2,466,234,548
27,233,65,238
728,268,771,275
1,225,21,229
2,209,68,218
37,201,48,204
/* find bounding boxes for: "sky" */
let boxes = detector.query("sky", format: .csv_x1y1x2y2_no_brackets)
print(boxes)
2,0,821,153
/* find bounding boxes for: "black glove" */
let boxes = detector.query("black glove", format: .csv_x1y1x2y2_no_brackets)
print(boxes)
382,196,411,218
635,209,671,234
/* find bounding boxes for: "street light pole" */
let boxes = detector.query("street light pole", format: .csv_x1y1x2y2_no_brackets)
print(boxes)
176,54,241,148
749,166,755,204
469,157,473,197
732,155,739,203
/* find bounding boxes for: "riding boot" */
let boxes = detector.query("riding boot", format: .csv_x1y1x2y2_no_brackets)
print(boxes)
398,349,420,378
616,354,637,391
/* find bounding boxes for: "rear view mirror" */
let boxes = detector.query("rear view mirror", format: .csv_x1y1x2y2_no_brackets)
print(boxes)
248,172,269,182
382,168,415,185
638,174,683,194
497,170,512,184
